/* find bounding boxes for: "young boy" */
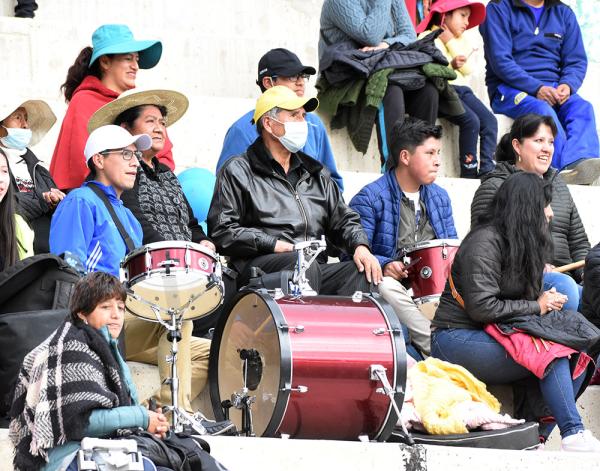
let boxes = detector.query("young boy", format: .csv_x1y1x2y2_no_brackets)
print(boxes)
417,0,497,178
350,117,458,355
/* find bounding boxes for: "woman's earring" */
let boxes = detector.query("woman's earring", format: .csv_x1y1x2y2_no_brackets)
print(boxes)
517,154,522,162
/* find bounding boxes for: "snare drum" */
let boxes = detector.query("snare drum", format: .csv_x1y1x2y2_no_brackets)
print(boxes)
406,239,460,306
209,290,407,441
120,241,223,321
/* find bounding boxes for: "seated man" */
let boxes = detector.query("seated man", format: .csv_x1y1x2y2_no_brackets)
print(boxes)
216,47,344,191
49,125,223,430
208,85,381,295
50,125,148,276
350,117,458,355
87,92,218,419
480,0,600,184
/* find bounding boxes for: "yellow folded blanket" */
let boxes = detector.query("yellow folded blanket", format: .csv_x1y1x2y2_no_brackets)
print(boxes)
409,357,501,435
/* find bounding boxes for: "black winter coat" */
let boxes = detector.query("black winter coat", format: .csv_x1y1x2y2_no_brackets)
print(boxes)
207,138,369,271
319,30,448,86
432,225,541,330
582,242,600,328
470,162,589,282
11,149,58,254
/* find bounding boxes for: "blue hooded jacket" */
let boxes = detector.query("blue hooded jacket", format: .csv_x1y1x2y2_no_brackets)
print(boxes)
480,0,587,99
350,170,457,267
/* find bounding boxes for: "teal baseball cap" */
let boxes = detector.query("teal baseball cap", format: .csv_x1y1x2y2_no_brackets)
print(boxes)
89,24,162,69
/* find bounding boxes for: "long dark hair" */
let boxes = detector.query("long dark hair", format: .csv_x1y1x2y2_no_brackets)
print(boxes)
495,113,558,164
482,172,553,299
61,46,112,102
0,149,18,271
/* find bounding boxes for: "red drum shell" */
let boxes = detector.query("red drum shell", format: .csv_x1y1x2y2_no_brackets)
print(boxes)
209,291,407,441
406,239,460,302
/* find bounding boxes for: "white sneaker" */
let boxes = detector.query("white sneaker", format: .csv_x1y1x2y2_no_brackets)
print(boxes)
561,430,600,452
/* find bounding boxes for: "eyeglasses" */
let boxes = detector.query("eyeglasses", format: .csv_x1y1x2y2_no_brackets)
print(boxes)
100,149,143,161
272,73,311,83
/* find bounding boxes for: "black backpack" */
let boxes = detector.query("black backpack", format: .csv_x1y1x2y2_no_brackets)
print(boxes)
0,254,81,418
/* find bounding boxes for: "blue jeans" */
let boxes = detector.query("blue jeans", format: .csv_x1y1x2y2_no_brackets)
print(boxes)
442,85,498,177
543,271,582,312
491,84,599,169
431,328,587,438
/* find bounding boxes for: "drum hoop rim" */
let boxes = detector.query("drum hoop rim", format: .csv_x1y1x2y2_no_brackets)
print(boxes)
124,266,215,287
366,293,408,442
406,238,461,252
208,288,292,436
124,282,224,322
122,240,217,265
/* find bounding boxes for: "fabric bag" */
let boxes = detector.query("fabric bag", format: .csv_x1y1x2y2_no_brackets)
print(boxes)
121,429,230,471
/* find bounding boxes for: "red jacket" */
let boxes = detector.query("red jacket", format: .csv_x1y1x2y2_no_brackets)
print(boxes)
484,324,592,380
50,76,174,189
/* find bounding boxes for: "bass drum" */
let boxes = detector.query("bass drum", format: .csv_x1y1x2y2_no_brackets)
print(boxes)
209,290,407,441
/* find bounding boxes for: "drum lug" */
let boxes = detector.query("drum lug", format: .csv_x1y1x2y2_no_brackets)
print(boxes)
372,327,402,336
442,244,448,260
279,323,305,334
351,291,363,302
281,385,308,393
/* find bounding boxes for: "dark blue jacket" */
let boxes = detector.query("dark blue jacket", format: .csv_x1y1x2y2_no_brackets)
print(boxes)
480,0,587,99
349,170,457,267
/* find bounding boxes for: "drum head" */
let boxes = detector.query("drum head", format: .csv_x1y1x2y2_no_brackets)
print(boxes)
125,273,223,321
210,291,289,437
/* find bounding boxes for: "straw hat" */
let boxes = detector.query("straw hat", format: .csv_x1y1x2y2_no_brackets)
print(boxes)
87,89,189,133
0,98,57,147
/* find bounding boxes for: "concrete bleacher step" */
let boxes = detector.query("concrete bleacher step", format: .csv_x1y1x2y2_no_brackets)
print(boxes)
1,360,597,468
341,173,600,244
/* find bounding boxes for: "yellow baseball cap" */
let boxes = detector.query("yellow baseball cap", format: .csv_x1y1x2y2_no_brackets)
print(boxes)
252,85,319,124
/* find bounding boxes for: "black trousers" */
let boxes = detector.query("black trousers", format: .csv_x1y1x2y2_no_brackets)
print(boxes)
15,0,38,17
238,253,373,296
375,82,439,167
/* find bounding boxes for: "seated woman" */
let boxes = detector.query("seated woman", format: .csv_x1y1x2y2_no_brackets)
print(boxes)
432,173,600,452
471,113,589,311
1,98,64,253
9,272,170,471
85,90,218,421
0,149,33,271
50,24,172,191
319,0,440,165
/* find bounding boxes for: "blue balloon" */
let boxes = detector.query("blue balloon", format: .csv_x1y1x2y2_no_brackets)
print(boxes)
177,168,217,223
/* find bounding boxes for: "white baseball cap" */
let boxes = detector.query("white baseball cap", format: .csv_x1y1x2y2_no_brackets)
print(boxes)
84,124,152,162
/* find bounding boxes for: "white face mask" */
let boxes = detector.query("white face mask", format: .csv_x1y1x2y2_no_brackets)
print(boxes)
271,118,308,153
0,127,32,150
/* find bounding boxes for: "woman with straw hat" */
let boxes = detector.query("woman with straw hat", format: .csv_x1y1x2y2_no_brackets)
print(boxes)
50,24,173,191
1,97,61,253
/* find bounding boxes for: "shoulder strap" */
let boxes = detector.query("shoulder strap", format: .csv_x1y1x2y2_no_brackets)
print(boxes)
448,271,465,309
87,184,136,253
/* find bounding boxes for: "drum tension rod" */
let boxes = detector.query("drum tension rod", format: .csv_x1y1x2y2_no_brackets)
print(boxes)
370,365,414,445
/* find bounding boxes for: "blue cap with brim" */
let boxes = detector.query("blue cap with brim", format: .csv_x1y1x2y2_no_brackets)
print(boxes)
89,24,163,69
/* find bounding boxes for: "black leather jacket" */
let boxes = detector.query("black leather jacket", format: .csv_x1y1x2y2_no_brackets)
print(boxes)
471,162,590,282
207,138,369,270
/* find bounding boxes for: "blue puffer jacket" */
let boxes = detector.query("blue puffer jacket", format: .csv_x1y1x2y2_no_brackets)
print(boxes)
480,0,587,99
350,170,457,267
